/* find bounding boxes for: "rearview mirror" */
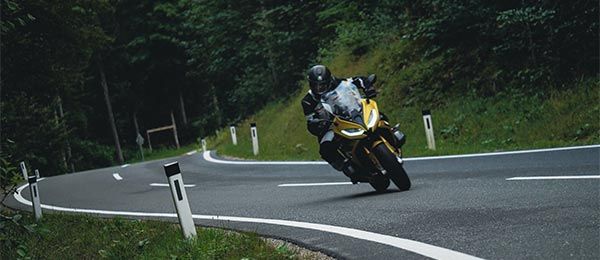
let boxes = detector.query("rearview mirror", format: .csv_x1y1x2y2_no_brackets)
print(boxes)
367,74,377,85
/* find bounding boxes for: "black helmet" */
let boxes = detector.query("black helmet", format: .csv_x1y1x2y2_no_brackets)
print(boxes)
307,65,333,95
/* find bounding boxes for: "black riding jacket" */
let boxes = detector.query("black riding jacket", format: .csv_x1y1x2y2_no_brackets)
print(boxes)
301,76,376,137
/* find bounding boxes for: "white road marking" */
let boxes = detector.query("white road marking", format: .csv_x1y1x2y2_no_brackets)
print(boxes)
203,144,600,165
186,150,198,156
112,173,123,181
13,183,482,260
38,178,45,181
506,175,600,181
279,182,354,187
121,164,130,168
203,151,327,165
150,183,196,188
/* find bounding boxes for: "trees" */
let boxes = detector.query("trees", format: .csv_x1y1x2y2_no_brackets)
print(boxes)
1,0,115,174
2,0,596,174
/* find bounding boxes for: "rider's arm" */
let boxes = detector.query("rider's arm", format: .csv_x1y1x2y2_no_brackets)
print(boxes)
351,76,377,98
302,92,330,137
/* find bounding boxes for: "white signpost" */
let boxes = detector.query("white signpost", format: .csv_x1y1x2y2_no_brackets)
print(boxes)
230,125,237,145
19,162,28,180
250,123,259,156
422,110,436,150
163,162,197,239
28,176,42,220
201,138,207,152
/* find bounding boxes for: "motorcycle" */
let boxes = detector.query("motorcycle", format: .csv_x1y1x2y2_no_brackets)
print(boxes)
320,75,411,192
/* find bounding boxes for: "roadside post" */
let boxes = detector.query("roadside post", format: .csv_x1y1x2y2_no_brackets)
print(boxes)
34,169,40,179
163,162,197,239
230,125,238,145
422,110,436,150
250,123,259,156
201,138,207,152
19,162,28,180
28,175,42,221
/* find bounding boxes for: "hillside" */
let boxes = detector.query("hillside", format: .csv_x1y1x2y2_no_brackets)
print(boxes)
209,43,599,160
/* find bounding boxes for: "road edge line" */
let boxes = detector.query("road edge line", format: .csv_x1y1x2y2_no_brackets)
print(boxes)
13,183,482,260
203,144,600,165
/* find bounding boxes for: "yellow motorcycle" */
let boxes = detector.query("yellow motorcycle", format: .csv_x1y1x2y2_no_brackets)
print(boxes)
321,75,410,192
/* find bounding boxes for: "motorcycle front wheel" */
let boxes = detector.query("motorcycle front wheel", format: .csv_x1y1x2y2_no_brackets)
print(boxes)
373,143,411,191
369,175,390,193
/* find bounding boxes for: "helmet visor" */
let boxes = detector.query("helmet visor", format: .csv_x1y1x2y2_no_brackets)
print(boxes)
313,82,330,95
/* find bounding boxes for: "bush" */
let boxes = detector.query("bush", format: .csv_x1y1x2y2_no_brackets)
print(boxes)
70,139,115,171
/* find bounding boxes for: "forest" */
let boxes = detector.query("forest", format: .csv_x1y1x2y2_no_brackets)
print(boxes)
1,0,598,176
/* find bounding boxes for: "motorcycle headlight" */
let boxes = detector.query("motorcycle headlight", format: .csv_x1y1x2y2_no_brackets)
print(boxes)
366,109,378,128
341,128,365,137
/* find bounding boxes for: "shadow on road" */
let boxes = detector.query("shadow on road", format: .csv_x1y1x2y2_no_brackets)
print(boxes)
296,188,407,207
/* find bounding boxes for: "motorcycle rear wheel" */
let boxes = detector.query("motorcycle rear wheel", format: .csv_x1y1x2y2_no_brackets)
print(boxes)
373,143,411,191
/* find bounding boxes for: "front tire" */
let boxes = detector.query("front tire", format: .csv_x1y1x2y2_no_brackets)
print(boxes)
369,175,390,193
373,143,411,191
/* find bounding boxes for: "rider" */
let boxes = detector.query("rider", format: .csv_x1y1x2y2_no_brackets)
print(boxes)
301,65,377,178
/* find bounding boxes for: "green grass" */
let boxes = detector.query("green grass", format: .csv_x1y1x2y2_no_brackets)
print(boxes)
206,77,599,161
204,38,598,161
1,212,305,259
125,39,599,162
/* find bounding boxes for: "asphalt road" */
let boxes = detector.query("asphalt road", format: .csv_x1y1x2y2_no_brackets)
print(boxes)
6,145,600,259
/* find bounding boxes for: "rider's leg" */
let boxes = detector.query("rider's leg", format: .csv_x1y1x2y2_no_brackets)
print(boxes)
319,131,346,171
319,131,358,182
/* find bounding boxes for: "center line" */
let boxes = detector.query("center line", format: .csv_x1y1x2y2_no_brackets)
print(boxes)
150,183,195,187
506,175,600,181
112,173,123,181
279,182,354,187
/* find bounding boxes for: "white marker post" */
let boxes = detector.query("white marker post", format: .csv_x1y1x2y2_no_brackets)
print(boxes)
28,176,42,220
250,123,259,156
34,169,40,179
19,162,28,180
201,138,207,152
163,162,197,239
422,110,436,150
230,125,237,145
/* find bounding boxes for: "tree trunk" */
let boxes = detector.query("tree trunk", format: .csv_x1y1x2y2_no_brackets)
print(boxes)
53,109,68,169
57,96,74,172
178,90,188,126
98,57,124,164
210,84,223,126
133,111,144,161
133,111,141,137
171,111,180,149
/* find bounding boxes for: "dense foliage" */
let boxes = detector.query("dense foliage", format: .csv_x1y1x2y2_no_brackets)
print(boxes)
1,0,597,175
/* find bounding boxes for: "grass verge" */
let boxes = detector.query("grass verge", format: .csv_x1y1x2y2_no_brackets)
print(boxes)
206,79,598,161
1,211,313,259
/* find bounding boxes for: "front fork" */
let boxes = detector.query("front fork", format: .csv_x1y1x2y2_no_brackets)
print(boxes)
347,124,406,176
368,126,406,168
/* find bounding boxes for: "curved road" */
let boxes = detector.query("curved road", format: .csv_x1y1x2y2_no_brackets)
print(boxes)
6,145,600,259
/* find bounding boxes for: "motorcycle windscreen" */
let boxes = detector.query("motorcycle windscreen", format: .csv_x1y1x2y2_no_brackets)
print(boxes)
321,81,363,121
